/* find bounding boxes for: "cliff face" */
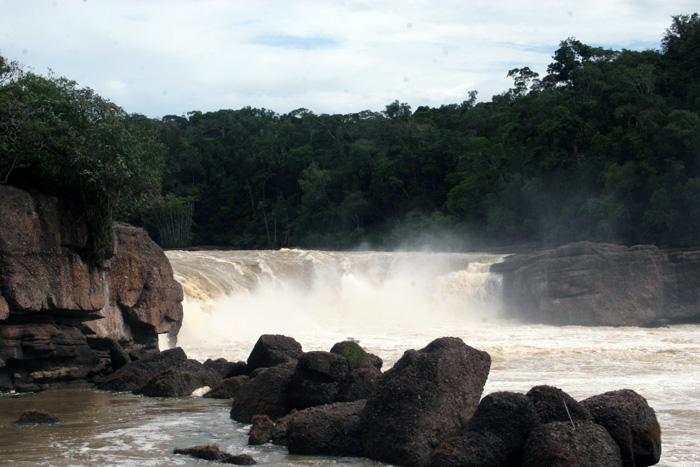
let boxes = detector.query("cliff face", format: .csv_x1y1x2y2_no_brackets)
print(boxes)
0,186,183,391
492,242,700,326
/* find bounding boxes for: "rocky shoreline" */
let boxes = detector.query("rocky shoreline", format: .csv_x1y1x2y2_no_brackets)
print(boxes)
91,333,661,467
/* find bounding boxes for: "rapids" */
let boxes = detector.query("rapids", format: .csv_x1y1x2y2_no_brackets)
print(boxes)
1,249,698,466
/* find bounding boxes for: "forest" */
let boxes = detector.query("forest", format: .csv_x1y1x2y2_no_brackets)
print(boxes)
1,14,699,254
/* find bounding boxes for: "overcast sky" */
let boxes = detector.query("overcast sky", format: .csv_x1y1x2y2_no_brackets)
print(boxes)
1,1,696,118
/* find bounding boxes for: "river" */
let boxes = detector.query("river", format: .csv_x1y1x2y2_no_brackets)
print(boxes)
1,249,698,466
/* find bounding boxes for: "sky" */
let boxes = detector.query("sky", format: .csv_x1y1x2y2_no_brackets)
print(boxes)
0,1,696,119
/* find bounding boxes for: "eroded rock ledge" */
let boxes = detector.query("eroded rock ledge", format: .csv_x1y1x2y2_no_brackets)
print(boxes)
491,241,700,326
0,185,183,391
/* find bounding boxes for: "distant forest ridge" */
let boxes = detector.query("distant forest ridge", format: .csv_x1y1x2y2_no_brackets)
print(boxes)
1,14,699,254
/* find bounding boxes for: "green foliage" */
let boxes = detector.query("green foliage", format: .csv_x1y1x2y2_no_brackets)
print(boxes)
0,58,165,263
336,340,368,370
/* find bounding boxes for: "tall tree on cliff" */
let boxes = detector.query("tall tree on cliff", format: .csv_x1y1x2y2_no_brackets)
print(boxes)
0,54,165,264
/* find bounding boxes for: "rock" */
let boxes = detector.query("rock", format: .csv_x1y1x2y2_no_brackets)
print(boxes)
287,400,366,457
204,375,249,399
204,357,247,378
336,366,382,402
430,391,540,467
492,242,662,326
430,430,508,467
659,250,700,322
135,359,222,397
526,385,592,424
86,223,184,347
360,337,491,467
249,414,275,445
0,186,184,391
173,444,256,465
105,338,130,371
522,421,622,467
13,409,61,424
269,409,300,446
230,363,295,423
581,389,661,467
289,351,350,409
97,347,187,392
246,334,304,372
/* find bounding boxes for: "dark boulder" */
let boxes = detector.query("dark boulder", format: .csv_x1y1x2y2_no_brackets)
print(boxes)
336,366,382,402
522,421,622,466
289,351,350,409
430,430,508,467
430,391,540,466
360,337,491,467
269,409,300,446
248,414,275,445
287,400,366,457
173,444,256,465
96,347,187,392
204,375,249,399
204,357,247,378
526,385,592,424
106,338,130,371
13,409,60,424
581,389,661,467
230,363,295,423
134,359,221,397
246,334,303,372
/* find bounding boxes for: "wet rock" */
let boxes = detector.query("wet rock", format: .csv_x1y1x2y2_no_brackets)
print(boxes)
430,391,540,467
522,421,622,467
13,409,61,424
287,400,366,457
96,347,187,392
173,444,256,465
289,351,350,409
134,359,222,397
249,414,275,445
204,375,249,399
336,366,382,402
269,409,300,446
526,385,592,424
581,389,661,467
430,430,508,467
246,334,304,372
204,357,247,378
360,337,491,467
230,363,295,423
106,338,130,371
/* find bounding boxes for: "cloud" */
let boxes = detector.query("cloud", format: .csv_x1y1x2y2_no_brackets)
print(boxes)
0,0,696,117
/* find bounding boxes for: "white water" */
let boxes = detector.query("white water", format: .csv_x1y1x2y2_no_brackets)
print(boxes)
165,249,700,466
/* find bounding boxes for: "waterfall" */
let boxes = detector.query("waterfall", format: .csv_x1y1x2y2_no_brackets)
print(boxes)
166,250,505,353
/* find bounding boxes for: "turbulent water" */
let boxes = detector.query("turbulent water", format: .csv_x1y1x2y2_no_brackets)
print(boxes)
1,249,698,466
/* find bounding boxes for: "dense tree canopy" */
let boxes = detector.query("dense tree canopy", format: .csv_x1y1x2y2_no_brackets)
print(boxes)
2,14,699,251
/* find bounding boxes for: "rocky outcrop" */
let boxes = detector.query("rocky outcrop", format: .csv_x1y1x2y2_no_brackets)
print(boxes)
0,185,183,391
492,242,700,326
360,337,491,467
173,445,256,465
13,408,61,424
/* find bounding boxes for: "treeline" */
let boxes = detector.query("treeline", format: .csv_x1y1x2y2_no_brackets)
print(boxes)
151,14,700,249
2,14,699,252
